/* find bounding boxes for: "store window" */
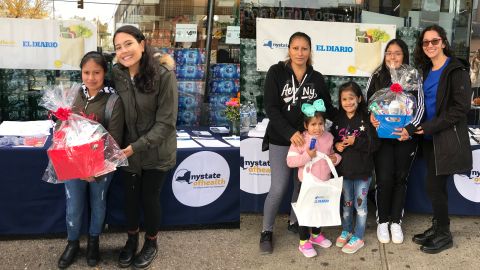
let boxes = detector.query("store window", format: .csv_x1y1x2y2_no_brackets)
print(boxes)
114,0,241,127
240,0,473,117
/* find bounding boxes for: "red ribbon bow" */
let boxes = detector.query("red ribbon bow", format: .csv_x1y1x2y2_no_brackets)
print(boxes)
390,83,403,93
52,107,72,121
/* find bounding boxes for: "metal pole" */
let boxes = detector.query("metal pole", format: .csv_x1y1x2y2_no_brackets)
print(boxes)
203,0,215,103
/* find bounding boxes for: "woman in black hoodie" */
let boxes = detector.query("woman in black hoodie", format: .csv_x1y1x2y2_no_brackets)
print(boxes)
259,32,337,254
411,25,472,254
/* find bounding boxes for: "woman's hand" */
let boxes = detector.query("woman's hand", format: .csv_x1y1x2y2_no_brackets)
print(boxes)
122,145,134,158
306,148,316,158
393,128,410,141
335,142,345,152
290,131,305,147
370,113,380,128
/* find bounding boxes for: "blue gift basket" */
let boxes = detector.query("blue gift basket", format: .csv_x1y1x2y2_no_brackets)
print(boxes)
375,114,412,139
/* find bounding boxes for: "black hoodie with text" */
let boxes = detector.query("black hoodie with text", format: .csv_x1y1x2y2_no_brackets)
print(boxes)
263,61,337,147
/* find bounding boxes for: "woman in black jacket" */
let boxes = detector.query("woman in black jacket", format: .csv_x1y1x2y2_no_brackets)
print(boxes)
411,25,472,254
367,39,424,245
259,32,337,254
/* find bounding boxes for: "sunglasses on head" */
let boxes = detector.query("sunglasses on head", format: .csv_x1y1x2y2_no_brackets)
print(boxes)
422,38,442,47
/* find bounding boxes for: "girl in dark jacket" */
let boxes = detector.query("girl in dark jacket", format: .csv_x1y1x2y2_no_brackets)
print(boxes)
58,51,124,269
411,25,472,254
367,39,424,245
259,32,337,254
113,25,178,269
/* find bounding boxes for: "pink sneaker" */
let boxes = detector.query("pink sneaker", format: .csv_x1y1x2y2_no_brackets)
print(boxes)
298,241,317,258
309,233,332,248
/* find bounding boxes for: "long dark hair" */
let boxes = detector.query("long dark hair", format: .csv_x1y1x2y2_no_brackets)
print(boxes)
413,24,454,71
287,32,313,66
377,39,410,83
113,25,157,93
337,81,368,116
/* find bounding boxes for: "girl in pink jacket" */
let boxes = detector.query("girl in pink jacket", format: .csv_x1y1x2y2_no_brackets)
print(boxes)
286,99,341,258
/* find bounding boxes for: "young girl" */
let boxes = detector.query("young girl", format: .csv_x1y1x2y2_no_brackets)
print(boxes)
286,99,341,258
331,82,378,254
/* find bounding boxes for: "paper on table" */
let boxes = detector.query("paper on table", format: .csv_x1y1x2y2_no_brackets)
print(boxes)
223,136,240,147
193,138,230,147
177,139,202,148
0,120,53,136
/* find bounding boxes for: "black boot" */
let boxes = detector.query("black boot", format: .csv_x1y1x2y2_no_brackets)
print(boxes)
133,236,158,269
412,218,437,245
86,235,99,267
58,240,79,269
118,233,139,268
420,224,453,254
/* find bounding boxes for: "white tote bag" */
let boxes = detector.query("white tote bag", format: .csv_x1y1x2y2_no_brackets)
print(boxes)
291,152,343,227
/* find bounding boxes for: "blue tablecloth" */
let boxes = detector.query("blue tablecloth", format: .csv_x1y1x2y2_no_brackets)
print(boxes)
0,132,239,235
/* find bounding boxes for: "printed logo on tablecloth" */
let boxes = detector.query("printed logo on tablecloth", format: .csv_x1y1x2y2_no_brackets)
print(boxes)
240,138,271,194
453,149,480,202
172,151,229,207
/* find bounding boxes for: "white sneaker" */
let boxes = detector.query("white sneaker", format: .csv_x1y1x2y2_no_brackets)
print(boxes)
377,222,390,243
390,223,404,244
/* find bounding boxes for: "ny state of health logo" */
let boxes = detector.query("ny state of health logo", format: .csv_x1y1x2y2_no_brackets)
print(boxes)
174,168,225,187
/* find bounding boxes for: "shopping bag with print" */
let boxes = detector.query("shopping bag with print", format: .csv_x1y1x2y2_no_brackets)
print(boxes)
291,153,343,227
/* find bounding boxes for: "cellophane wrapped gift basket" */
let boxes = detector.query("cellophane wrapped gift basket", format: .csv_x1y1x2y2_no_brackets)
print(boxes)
40,84,128,183
368,64,421,138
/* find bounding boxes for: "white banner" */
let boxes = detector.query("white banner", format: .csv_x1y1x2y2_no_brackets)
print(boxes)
256,18,396,77
0,18,97,70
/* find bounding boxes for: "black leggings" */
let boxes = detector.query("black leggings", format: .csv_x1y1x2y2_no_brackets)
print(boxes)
375,138,418,224
423,140,450,226
123,169,167,237
299,226,321,241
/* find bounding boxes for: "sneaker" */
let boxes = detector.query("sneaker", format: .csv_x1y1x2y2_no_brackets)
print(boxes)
298,241,317,258
336,231,352,248
377,222,390,243
287,220,299,234
342,236,365,254
259,231,273,255
390,223,404,244
309,233,332,248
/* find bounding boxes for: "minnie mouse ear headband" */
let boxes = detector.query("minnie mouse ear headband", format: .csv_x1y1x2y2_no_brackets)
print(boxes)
301,99,326,117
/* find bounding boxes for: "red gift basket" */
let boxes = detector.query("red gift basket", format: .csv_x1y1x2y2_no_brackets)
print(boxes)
47,138,105,181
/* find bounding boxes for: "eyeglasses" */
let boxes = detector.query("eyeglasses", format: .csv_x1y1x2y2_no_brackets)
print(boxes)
385,52,403,57
422,38,442,47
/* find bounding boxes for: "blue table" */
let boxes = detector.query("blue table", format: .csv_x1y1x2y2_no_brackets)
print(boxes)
0,132,239,235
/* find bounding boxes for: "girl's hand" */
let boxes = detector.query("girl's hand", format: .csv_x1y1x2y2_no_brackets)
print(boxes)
415,126,424,135
81,176,95,182
306,148,316,158
290,131,305,147
343,135,355,146
122,145,134,158
335,142,345,152
370,113,380,128
393,128,410,141
328,154,337,164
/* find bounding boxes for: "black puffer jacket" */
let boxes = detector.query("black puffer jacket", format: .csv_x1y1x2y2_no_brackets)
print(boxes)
421,57,472,175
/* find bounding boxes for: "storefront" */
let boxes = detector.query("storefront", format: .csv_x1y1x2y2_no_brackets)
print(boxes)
0,0,241,128
240,0,474,121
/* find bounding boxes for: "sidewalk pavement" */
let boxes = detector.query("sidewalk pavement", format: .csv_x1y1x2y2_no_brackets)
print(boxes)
0,228,242,270
0,211,478,270
240,212,480,270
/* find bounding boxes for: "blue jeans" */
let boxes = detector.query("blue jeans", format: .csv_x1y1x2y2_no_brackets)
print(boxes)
64,174,113,240
341,177,371,240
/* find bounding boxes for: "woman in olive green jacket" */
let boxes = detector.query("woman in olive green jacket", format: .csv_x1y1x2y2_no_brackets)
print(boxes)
112,25,178,269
